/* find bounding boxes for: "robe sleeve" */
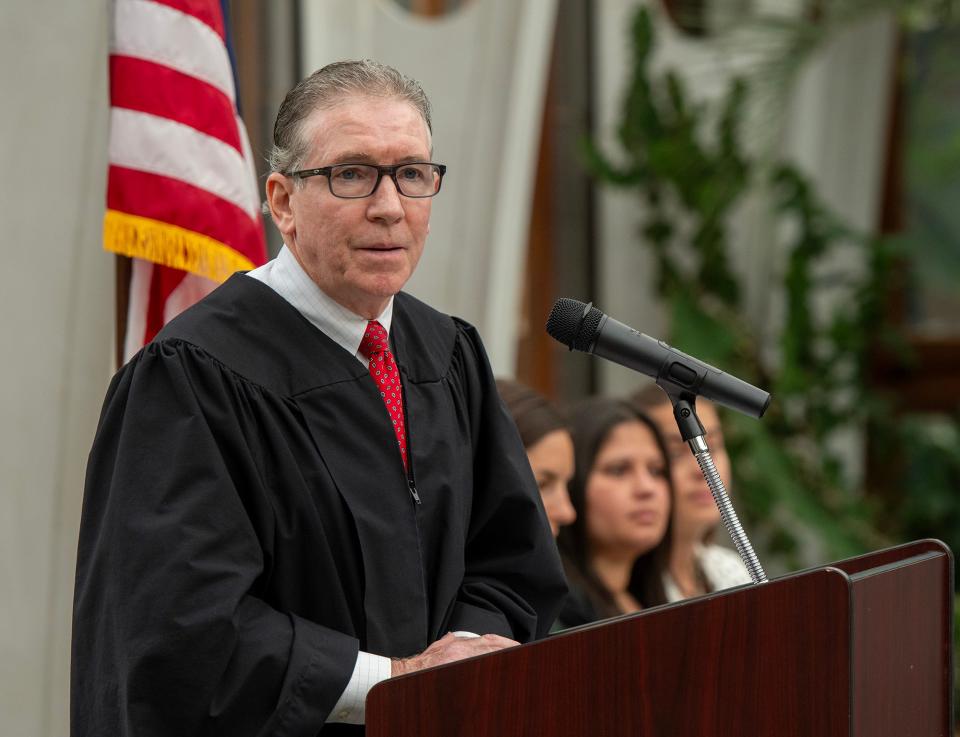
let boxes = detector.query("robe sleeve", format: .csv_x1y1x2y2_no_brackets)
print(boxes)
445,322,568,642
72,340,357,737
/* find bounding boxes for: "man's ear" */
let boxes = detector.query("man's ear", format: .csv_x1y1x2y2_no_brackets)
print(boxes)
266,173,296,237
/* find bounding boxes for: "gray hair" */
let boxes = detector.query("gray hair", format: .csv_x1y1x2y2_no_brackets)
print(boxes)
268,59,433,176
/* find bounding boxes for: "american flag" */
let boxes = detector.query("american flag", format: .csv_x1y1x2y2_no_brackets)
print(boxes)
104,0,267,362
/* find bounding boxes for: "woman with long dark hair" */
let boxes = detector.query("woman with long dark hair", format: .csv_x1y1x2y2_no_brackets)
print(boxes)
496,379,576,537
631,385,750,602
556,398,674,627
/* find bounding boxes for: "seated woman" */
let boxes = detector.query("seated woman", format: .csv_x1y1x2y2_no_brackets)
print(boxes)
631,385,751,602
556,398,673,628
496,379,576,537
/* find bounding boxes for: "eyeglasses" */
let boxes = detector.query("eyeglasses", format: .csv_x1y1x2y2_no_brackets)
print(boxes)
286,162,447,199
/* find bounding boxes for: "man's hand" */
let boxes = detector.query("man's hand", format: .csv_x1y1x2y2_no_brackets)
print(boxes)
391,632,519,677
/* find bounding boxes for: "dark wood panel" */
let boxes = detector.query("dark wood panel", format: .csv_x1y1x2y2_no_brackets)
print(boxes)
830,538,951,577
516,0,596,399
368,569,853,737
516,39,558,396
114,255,131,368
872,28,960,415
851,550,952,736
872,338,960,413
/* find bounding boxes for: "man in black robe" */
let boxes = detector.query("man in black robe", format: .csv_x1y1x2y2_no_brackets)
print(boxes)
72,60,567,736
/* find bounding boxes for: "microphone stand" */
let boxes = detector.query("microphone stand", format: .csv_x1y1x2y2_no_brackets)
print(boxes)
669,395,767,585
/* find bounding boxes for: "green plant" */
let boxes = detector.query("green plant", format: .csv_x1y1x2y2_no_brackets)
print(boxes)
585,5,959,569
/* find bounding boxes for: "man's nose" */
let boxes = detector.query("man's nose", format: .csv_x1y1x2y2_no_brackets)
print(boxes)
367,174,405,223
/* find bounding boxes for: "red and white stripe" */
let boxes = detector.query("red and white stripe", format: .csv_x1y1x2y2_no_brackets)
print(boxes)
106,0,266,362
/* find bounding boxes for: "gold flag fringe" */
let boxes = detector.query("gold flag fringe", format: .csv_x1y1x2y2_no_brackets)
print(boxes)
103,210,256,284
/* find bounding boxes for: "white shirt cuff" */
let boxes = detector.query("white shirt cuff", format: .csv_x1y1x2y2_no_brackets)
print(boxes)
327,650,392,725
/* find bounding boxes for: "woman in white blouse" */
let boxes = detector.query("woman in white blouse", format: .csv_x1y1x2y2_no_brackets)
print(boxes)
631,386,751,602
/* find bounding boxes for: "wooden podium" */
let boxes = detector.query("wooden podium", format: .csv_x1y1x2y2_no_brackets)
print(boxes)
366,540,953,736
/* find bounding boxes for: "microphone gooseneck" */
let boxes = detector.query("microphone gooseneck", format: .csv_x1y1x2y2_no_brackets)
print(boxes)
690,435,767,584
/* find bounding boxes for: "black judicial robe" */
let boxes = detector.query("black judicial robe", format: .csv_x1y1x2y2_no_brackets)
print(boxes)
72,274,567,737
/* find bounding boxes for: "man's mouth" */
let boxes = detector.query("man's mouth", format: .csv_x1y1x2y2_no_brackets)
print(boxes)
361,243,403,251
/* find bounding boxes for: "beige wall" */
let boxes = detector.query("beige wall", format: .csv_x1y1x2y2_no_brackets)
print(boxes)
0,3,114,735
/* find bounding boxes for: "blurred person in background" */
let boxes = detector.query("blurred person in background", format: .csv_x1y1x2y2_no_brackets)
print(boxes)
556,398,673,628
496,379,577,537
631,385,750,602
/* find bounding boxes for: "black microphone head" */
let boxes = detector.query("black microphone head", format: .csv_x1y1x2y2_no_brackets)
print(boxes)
546,298,605,352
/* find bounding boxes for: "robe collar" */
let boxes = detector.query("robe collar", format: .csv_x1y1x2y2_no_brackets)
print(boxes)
158,274,458,395
247,246,394,366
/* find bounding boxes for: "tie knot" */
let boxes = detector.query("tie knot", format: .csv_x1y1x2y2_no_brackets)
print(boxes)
360,320,389,359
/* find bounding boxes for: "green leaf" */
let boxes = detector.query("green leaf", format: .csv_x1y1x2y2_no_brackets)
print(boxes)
667,290,740,368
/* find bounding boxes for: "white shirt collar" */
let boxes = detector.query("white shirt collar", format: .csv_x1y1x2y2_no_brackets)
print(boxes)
246,246,393,363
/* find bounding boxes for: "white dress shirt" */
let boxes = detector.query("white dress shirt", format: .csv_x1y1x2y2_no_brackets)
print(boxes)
247,245,393,367
247,246,393,725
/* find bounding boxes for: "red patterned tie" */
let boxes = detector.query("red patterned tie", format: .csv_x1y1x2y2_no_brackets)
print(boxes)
359,320,408,473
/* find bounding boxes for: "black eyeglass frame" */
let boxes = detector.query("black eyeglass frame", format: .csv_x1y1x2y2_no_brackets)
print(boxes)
286,162,448,199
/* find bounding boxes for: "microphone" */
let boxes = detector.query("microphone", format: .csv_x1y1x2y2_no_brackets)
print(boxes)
546,298,771,418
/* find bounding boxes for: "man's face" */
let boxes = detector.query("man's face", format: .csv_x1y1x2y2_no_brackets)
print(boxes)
267,95,434,317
